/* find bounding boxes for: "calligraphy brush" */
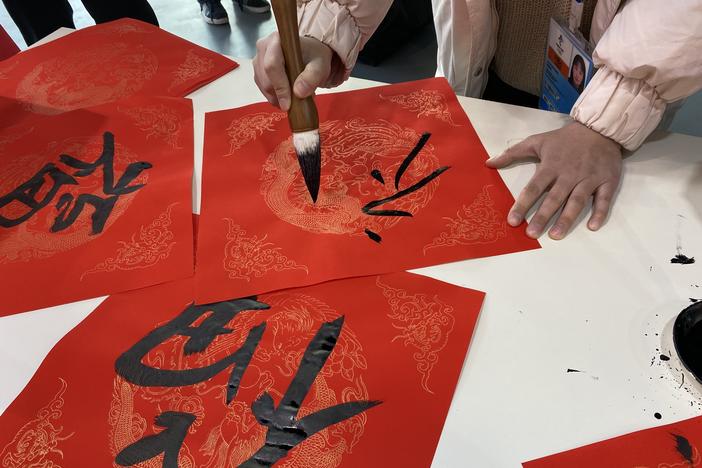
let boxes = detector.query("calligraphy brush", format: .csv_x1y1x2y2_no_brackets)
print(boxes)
271,0,321,203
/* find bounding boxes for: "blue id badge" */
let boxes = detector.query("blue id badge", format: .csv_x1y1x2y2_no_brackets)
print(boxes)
539,16,595,114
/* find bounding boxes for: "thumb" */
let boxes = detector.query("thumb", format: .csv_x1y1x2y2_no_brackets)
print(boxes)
486,138,539,168
293,59,329,99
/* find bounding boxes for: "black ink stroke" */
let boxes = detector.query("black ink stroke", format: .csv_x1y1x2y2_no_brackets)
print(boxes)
240,316,381,467
363,166,450,217
672,433,694,465
395,132,431,190
370,169,385,185
52,131,152,234
115,411,195,468
0,163,77,228
0,131,151,235
365,229,382,243
115,297,270,404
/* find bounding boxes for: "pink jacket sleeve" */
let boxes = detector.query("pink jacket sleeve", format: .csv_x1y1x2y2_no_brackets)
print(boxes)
571,0,702,150
297,0,393,87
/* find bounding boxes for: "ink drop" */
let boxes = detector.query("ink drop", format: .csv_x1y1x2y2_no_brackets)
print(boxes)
671,254,696,265
654,412,662,419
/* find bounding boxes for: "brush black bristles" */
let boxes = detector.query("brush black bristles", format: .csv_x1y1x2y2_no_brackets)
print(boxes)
293,135,321,203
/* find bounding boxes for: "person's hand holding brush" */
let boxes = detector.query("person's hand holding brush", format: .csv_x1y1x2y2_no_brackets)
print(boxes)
253,32,334,112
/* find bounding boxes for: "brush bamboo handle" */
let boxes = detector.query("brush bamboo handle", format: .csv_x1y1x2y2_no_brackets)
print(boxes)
271,0,319,133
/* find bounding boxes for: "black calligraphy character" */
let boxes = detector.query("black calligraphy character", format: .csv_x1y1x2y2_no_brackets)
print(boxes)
0,163,77,228
51,131,152,234
115,297,270,404
115,411,195,468
363,132,450,243
240,316,382,467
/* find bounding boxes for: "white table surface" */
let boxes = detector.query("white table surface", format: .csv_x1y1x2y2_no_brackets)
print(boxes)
1,30,701,467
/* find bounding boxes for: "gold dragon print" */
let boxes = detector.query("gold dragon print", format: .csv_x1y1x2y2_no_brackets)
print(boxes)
0,379,74,468
260,118,442,237
108,293,370,467
376,277,455,394
379,89,460,126
168,49,215,93
120,104,184,149
225,112,286,156
222,218,308,282
81,203,179,279
15,43,158,115
423,185,507,255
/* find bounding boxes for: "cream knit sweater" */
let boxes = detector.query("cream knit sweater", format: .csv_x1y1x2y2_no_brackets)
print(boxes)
493,0,597,96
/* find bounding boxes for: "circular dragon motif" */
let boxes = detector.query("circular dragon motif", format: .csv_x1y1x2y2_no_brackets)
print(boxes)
260,118,441,236
0,137,146,264
108,293,369,467
16,42,158,114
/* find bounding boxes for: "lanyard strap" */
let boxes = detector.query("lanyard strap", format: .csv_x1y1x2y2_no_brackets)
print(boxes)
569,0,584,33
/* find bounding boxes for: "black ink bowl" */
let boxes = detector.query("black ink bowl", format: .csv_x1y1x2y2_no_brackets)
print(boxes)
673,301,702,385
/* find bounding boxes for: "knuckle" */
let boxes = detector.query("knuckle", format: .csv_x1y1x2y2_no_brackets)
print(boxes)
523,183,543,198
569,193,588,207
263,59,276,74
531,214,547,227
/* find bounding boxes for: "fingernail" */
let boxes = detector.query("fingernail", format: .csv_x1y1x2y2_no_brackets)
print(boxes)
526,226,540,238
279,97,290,112
508,212,522,226
550,225,563,239
588,220,599,231
294,79,311,98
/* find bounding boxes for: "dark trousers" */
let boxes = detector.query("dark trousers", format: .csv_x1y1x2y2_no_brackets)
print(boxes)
3,0,158,46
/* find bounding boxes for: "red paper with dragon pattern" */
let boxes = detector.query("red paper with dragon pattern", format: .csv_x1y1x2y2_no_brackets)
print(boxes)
0,272,484,468
0,97,194,316
0,18,237,127
195,77,539,304
523,415,702,467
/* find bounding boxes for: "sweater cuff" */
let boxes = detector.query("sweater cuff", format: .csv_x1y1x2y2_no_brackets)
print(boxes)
570,66,666,151
298,0,362,87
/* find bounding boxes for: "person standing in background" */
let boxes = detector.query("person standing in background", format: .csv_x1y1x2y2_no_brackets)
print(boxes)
2,0,159,46
198,0,271,25
253,0,702,240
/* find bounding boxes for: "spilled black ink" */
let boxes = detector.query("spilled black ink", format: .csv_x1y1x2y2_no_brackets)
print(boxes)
566,369,581,373
370,169,385,185
660,354,671,362
673,301,702,386
671,254,696,265
672,433,694,465
394,132,431,189
364,229,382,243
655,412,662,419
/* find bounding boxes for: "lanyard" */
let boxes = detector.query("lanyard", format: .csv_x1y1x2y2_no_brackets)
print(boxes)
569,0,584,33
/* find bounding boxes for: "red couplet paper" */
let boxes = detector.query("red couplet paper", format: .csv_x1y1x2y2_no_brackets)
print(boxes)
195,77,540,304
0,97,195,316
0,18,237,127
523,416,702,467
0,272,484,467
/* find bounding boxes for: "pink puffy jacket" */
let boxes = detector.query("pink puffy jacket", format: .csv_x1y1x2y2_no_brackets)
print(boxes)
297,0,702,150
